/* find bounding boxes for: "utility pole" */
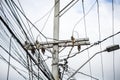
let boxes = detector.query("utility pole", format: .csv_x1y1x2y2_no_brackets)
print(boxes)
52,0,60,80
23,0,90,80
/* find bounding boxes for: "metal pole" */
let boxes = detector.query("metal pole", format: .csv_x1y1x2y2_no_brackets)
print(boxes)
52,0,60,80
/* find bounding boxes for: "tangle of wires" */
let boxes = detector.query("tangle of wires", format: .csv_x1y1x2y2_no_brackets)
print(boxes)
0,0,54,80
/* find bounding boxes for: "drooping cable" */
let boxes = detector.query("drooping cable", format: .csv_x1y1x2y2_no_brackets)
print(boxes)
96,0,104,80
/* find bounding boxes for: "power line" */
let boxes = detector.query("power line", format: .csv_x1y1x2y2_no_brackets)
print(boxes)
7,36,12,80
67,44,120,80
66,29,120,59
0,16,55,80
81,1,92,79
40,7,53,32
96,0,104,80
72,0,97,35
59,0,79,17
1,1,28,41
68,66,99,80
0,55,28,80
11,0,48,39
5,0,31,42
17,0,35,42
112,0,115,80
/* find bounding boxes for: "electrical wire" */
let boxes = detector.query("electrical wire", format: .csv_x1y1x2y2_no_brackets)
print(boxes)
1,1,55,79
17,0,35,41
0,16,55,80
59,0,79,17
41,8,53,32
64,29,120,59
96,0,104,80
0,55,28,80
68,66,99,80
82,1,92,79
7,36,12,80
112,0,115,80
11,0,47,39
5,0,31,42
11,0,54,53
67,50,105,80
34,0,60,24
72,0,97,35
2,0,53,77
1,1,26,42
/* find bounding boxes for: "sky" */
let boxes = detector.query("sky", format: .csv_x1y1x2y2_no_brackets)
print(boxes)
0,0,120,80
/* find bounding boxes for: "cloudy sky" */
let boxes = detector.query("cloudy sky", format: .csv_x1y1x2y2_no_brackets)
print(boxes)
0,0,120,80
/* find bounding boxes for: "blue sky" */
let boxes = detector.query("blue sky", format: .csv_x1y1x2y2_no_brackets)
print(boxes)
105,0,112,3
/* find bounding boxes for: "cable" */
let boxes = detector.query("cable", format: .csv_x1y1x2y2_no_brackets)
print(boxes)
11,0,47,39
17,0,35,41
82,1,92,80
5,0,31,42
64,29,120,59
1,1,26,41
68,66,99,80
67,50,105,80
34,8,53,25
59,0,79,17
112,0,115,80
41,8,53,32
72,0,97,35
0,55,28,80
11,0,55,53
0,16,55,80
7,36,12,80
1,1,54,78
96,0,104,80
